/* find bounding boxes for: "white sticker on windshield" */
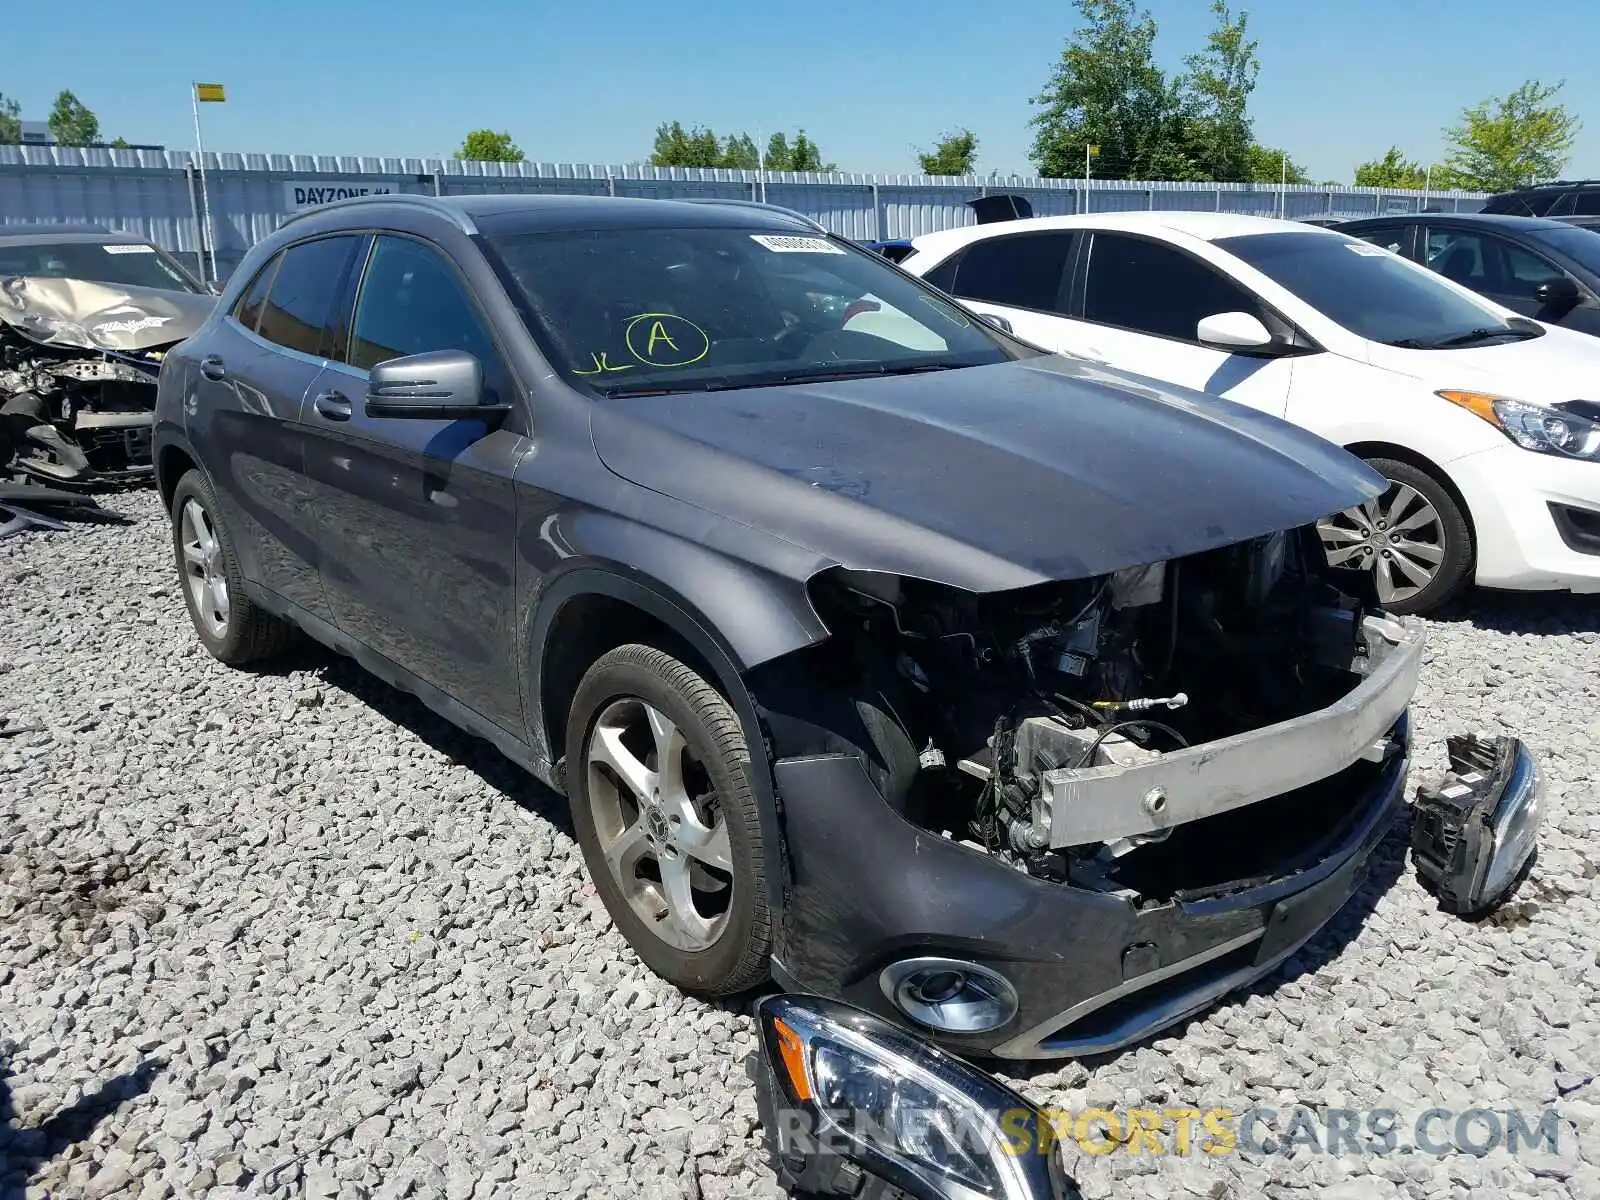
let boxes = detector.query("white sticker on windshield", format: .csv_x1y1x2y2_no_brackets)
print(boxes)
1345,242,1388,256
102,243,156,254
750,234,845,254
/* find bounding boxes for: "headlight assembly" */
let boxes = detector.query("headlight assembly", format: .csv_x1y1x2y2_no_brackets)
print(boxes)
752,994,1078,1200
1437,390,1600,460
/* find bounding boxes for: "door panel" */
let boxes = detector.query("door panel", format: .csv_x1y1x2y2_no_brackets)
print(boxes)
303,234,526,732
186,242,357,622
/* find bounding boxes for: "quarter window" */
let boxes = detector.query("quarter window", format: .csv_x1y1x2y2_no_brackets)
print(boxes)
1083,233,1261,341
347,237,502,392
255,237,359,356
231,256,279,331
944,233,1074,312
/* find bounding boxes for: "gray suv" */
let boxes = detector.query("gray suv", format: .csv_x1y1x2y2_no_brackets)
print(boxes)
153,193,1454,1059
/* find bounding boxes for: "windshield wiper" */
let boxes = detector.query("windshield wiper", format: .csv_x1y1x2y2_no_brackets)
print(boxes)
600,358,987,398
1426,326,1540,349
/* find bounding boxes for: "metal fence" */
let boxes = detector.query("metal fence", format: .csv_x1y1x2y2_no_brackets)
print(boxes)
0,145,1488,281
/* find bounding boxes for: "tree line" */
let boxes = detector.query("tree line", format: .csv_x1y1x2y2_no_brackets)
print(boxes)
0,88,134,148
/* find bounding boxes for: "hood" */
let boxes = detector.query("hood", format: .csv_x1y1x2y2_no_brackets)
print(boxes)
0,276,214,353
590,355,1384,592
1366,322,1600,405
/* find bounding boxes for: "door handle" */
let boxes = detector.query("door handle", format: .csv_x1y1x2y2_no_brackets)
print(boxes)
199,355,227,381
313,390,353,421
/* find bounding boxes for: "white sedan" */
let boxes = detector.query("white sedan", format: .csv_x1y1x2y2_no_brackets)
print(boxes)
898,211,1600,614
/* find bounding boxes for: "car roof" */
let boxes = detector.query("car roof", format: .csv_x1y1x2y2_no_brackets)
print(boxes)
285,192,822,237
0,223,149,246
1342,212,1572,233
908,210,1322,257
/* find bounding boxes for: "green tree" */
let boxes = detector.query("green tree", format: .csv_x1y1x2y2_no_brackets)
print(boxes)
916,128,979,175
1029,0,1195,180
720,132,760,169
0,93,20,144
1442,80,1580,192
454,129,523,162
1178,0,1259,182
650,121,722,167
48,90,100,147
1245,143,1309,185
110,136,131,150
1353,146,1431,189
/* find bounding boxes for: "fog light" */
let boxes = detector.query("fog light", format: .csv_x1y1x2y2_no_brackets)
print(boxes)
880,957,1019,1034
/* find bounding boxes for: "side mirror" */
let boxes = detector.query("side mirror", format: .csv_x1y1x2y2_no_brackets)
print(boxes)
1196,310,1277,352
366,350,509,420
979,312,1014,335
1535,276,1582,310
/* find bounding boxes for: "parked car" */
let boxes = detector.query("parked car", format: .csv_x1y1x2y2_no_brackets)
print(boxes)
0,223,213,488
1339,213,1600,337
897,210,1600,613
153,194,1537,1061
1481,179,1600,219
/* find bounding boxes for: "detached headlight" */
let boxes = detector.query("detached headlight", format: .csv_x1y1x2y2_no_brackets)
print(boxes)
753,994,1075,1200
1438,390,1600,460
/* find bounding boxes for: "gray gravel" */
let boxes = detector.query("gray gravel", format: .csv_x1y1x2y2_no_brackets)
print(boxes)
2,489,1597,1200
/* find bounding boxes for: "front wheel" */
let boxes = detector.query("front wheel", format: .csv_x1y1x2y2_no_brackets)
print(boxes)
1317,457,1473,615
564,644,772,997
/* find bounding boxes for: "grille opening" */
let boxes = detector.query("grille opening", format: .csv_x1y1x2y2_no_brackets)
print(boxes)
1094,755,1390,903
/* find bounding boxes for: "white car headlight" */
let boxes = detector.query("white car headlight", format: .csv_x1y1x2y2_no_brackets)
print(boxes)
1438,390,1600,460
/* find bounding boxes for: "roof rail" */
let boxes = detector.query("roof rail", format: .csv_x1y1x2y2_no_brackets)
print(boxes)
280,192,477,233
676,197,828,233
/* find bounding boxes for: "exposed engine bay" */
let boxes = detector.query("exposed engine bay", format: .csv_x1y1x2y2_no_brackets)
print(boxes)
0,276,211,488
766,524,1424,905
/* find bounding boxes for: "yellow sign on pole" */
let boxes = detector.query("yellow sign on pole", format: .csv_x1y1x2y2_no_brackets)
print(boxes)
1087,145,1101,157
194,83,227,103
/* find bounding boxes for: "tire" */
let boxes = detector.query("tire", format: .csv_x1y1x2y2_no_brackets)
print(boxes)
1317,457,1473,616
170,469,299,665
565,644,772,997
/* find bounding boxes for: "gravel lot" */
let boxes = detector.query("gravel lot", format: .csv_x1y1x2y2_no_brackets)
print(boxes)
2,489,1598,1200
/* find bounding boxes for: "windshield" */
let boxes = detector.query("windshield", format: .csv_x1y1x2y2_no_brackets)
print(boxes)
1215,230,1536,349
486,226,1025,395
0,239,204,293
1533,225,1600,273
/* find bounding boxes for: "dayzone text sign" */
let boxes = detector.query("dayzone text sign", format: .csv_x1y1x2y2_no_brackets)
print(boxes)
284,182,396,211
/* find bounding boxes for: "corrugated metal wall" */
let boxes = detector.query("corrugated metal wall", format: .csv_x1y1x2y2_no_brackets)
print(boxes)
0,146,1487,280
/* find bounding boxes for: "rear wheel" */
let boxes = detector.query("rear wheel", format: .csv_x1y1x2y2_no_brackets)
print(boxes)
1317,457,1472,615
170,470,299,664
565,644,772,996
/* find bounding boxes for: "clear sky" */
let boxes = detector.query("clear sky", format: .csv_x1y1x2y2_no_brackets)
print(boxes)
6,0,1599,183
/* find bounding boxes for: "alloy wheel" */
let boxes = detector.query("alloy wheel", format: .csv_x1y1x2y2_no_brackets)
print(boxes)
1317,481,1447,606
180,498,230,638
585,697,735,952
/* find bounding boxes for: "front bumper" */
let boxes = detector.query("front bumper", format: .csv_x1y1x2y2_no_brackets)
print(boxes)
1448,441,1600,592
771,713,1411,1061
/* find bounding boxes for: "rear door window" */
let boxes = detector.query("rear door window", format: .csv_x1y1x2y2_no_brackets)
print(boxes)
1350,225,1411,255
943,233,1075,313
255,236,361,357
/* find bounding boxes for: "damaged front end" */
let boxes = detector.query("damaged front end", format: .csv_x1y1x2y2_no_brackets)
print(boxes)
758,521,1537,1058
0,276,210,488
795,524,1415,896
